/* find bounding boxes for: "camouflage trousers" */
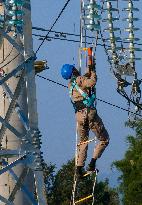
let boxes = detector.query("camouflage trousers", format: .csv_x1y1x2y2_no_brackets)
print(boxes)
76,108,109,166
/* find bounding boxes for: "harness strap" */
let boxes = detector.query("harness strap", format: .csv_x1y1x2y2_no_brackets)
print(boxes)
69,79,96,109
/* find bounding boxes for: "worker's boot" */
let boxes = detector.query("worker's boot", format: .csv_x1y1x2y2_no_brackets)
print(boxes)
76,166,85,179
87,158,97,172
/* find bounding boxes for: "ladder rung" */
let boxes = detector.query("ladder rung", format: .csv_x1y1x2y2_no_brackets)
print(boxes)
83,169,98,177
75,195,93,204
77,138,96,146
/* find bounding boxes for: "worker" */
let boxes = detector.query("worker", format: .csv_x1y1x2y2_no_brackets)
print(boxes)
61,64,109,177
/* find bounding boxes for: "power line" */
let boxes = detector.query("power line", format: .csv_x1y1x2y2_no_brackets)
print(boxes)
37,74,142,117
35,0,71,54
0,46,14,65
32,33,107,47
37,74,68,88
32,26,98,40
0,53,20,69
33,26,142,47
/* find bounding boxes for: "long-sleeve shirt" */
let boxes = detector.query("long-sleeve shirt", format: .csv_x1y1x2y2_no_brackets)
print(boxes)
68,70,97,102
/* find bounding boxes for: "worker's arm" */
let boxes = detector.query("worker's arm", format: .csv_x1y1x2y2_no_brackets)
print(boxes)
76,70,97,88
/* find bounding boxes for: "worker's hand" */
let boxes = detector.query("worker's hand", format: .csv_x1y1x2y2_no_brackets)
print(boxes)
88,64,96,71
94,72,97,82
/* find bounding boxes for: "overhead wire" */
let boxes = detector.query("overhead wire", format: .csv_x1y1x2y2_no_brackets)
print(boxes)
33,26,142,46
100,0,142,111
36,74,142,117
0,46,14,65
35,0,72,54
32,33,109,47
34,0,142,117
32,26,99,40
0,53,20,69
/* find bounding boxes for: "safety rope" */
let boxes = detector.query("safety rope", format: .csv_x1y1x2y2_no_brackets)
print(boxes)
71,130,98,205
71,0,100,203
77,137,96,146
91,169,98,205
71,122,79,205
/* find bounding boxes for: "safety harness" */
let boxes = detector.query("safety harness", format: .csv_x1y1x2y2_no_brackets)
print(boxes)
69,77,96,112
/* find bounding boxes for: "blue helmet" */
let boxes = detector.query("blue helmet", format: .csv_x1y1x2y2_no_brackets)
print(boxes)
61,64,75,80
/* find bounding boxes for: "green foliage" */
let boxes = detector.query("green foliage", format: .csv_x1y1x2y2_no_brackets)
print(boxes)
44,159,120,205
114,119,142,205
93,179,120,205
42,161,56,203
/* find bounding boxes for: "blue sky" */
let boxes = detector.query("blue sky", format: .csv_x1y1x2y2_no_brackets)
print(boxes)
31,0,141,187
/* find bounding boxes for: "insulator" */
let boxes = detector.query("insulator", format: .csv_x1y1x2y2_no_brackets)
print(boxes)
127,48,142,51
84,23,101,31
83,3,101,11
123,8,139,12
83,13,101,20
107,47,122,51
82,0,101,32
8,20,23,27
103,8,118,12
35,155,41,159
104,27,120,32
109,57,119,62
6,0,24,34
123,17,139,22
124,37,140,42
9,0,24,6
132,79,141,94
8,10,24,16
104,37,121,42
0,14,4,21
124,27,139,32
0,15,4,28
128,57,141,62
103,17,119,22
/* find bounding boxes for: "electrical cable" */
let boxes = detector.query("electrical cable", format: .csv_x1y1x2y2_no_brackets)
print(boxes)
32,26,99,40
0,46,14,65
32,27,142,48
100,0,142,110
32,33,108,47
35,0,71,54
36,74,142,117
32,26,142,46
0,53,20,69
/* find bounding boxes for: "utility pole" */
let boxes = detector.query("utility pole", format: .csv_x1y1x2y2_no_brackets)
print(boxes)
0,0,47,204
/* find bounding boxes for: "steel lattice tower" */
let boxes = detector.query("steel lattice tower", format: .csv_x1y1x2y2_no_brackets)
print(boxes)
0,0,47,204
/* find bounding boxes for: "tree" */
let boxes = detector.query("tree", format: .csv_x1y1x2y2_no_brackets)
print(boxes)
114,119,142,205
42,161,56,204
49,159,120,205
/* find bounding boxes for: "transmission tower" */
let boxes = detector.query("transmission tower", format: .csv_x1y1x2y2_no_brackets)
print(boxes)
0,0,47,204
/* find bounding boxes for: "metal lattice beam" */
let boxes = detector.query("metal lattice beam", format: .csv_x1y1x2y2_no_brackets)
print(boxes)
0,1,47,204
